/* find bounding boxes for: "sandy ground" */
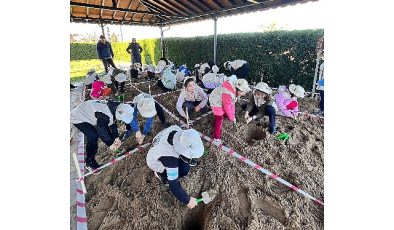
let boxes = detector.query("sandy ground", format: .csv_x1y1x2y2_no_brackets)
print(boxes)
70,78,324,230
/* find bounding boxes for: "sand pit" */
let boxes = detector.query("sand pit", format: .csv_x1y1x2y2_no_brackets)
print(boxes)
71,79,324,229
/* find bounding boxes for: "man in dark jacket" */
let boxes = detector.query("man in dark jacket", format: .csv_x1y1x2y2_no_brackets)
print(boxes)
126,38,143,64
97,35,116,73
70,100,134,172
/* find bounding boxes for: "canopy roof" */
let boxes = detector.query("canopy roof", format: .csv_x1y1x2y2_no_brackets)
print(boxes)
70,0,317,26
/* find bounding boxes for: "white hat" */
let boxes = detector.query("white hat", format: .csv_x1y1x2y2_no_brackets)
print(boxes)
194,63,200,68
88,68,96,73
289,84,305,98
115,73,127,82
212,65,219,74
254,82,272,94
115,104,134,124
101,75,112,84
84,72,98,85
173,129,204,159
155,60,166,73
135,94,157,118
225,74,237,84
234,79,251,92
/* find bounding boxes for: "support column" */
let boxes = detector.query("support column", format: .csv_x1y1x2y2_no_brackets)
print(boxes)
213,15,218,63
99,21,105,36
119,24,123,42
160,26,164,58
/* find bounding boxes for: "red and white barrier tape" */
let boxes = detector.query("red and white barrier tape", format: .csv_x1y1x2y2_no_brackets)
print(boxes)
76,132,88,229
152,89,182,98
158,99,324,206
199,132,324,206
76,143,151,182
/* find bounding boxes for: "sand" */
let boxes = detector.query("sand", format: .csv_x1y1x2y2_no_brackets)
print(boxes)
70,79,324,230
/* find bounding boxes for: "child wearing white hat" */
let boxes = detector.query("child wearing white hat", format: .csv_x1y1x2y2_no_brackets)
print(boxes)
209,79,251,143
121,93,171,144
242,82,277,134
274,84,305,119
223,59,249,80
146,126,204,209
70,100,134,172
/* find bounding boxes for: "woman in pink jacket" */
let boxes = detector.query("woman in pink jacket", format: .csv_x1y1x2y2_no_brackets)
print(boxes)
274,84,305,118
209,79,251,143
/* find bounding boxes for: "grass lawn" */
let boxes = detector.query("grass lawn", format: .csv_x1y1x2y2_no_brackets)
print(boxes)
70,59,130,83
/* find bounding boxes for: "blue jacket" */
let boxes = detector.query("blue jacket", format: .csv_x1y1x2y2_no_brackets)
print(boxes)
97,41,114,59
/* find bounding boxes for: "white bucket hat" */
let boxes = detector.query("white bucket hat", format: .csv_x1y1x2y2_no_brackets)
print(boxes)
135,94,157,118
212,65,219,74
101,75,112,84
254,82,272,94
115,73,127,82
115,103,134,124
234,79,251,92
173,129,204,159
225,74,237,84
289,84,305,98
84,72,98,85
155,60,167,73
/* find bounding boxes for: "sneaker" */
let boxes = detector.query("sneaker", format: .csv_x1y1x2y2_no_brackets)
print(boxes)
154,172,169,187
85,164,103,175
189,159,198,167
212,138,222,145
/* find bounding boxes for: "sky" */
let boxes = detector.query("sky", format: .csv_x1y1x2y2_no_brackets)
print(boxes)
70,0,324,41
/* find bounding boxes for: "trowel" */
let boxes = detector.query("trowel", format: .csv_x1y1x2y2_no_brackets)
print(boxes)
196,191,216,205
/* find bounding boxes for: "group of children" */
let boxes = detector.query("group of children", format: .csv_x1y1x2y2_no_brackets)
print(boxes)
71,57,317,209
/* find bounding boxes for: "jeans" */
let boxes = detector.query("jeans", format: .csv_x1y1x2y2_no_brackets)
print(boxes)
182,101,207,116
241,103,276,134
102,58,116,73
73,122,103,168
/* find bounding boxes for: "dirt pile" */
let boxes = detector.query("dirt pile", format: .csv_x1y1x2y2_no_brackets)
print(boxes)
71,81,324,229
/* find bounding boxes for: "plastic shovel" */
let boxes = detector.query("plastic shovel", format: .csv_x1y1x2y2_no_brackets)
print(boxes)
196,191,215,205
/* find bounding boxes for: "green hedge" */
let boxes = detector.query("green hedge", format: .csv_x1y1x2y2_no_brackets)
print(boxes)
70,40,161,65
165,29,324,90
70,29,323,90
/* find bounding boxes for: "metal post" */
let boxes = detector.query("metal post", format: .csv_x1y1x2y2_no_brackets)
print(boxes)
160,26,164,57
100,22,105,36
213,15,218,63
106,27,110,40
119,24,124,42
312,57,320,96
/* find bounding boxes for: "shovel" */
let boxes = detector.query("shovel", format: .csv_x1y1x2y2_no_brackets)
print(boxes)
196,191,216,205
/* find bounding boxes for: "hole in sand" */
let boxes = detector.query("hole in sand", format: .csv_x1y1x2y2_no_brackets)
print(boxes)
182,205,205,230
246,126,266,143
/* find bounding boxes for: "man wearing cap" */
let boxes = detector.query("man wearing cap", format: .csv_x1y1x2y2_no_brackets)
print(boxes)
223,59,249,80
70,100,134,172
121,93,170,144
274,84,305,119
97,35,117,73
242,82,277,134
126,38,143,64
146,126,204,209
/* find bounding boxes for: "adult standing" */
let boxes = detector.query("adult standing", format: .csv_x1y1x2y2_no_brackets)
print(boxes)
96,35,116,73
126,38,143,64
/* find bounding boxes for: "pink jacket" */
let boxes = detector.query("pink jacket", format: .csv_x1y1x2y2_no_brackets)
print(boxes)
210,81,236,121
274,91,299,117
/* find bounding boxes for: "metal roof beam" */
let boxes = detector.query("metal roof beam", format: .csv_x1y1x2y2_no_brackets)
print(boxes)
165,0,196,15
70,2,186,18
140,0,171,23
144,0,187,17
71,16,158,26
174,0,202,14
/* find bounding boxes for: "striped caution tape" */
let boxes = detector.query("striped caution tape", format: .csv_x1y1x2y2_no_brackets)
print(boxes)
76,132,88,230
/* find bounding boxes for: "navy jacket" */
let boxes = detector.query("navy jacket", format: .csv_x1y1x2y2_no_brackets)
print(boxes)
97,41,114,59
